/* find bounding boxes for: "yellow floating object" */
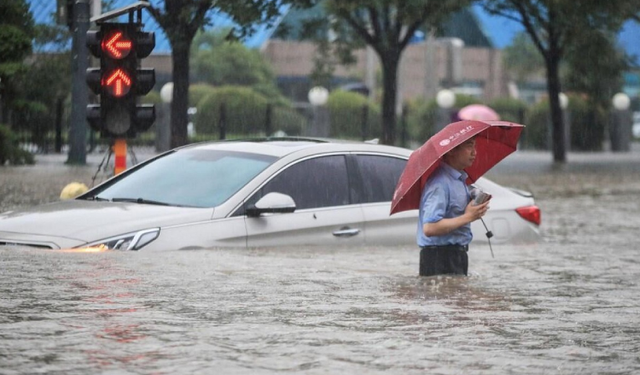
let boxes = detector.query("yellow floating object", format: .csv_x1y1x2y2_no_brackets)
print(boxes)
60,182,89,200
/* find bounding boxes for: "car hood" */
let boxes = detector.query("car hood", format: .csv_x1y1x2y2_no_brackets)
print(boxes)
0,200,214,248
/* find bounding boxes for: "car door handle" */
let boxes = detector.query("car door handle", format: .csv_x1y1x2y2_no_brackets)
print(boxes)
332,227,361,237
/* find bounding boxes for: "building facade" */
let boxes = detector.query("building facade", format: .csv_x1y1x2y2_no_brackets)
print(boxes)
261,38,509,104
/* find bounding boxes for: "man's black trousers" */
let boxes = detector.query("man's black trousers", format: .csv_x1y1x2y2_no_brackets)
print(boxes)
419,245,469,276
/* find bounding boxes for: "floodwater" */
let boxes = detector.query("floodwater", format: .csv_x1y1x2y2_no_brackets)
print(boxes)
1,150,640,374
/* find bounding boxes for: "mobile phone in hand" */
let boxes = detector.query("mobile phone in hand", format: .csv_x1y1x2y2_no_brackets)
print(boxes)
473,191,492,205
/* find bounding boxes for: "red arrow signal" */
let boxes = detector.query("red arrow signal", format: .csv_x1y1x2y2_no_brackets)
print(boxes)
102,30,132,59
103,69,132,97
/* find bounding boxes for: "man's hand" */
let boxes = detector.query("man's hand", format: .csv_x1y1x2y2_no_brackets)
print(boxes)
465,200,490,221
423,200,490,237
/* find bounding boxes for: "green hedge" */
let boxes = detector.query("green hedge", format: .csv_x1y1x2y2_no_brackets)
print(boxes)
195,85,304,137
405,94,480,143
327,90,381,139
488,97,528,123
0,124,34,165
522,100,549,150
189,83,217,107
406,98,438,143
522,95,606,151
271,105,307,136
452,94,481,109
567,95,606,151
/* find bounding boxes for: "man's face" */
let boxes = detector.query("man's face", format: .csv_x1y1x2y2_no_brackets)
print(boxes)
445,138,476,170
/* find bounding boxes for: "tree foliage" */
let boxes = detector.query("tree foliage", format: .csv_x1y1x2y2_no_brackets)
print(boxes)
10,19,71,150
147,0,303,148
0,124,34,165
563,29,630,109
0,0,35,124
192,30,276,87
502,32,544,84
195,85,304,137
483,0,639,162
327,89,381,139
309,0,472,145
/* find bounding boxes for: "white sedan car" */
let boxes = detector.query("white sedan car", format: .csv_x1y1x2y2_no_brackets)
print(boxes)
0,138,540,251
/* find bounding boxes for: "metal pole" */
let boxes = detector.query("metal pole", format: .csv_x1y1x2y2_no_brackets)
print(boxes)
156,102,171,153
265,103,272,137
361,104,368,141
114,138,127,175
424,29,437,100
219,103,226,140
401,104,408,147
366,46,376,102
55,97,63,153
67,0,90,164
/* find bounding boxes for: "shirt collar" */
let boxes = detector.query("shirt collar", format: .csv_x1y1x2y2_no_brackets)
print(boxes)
440,161,468,182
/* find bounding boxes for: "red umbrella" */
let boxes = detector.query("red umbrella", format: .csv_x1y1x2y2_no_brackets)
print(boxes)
390,120,524,215
458,104,501,121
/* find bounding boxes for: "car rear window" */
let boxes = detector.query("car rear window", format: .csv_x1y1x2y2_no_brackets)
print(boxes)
355,154,406,203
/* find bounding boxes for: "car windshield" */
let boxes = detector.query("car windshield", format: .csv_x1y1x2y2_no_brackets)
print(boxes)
93,149,277,207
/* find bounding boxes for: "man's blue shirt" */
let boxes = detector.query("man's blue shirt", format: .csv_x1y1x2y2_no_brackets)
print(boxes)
417,162,472,247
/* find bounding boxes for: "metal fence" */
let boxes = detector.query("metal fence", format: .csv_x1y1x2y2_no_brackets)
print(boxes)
12,102,412,154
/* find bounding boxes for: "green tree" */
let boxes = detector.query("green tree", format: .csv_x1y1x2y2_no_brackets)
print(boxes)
563,29,630,109
315,0,472,145
483,0,639,162
12,23,73,150
563,29,630,150
502,32,544,84
0,0,35,124
192,30,277,87
148,0,303,148
287,3,360,88
504,29,629,149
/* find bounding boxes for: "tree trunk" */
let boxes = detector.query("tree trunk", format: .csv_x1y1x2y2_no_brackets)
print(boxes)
380,54,399,145
55,97,64,153
0,87,5,125
545,53,566,163
170,42,190,148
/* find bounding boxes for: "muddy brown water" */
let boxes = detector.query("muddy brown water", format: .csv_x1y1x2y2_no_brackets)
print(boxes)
1,150,639,374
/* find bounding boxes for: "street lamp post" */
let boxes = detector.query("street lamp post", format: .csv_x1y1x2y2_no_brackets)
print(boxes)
158,82,173,152
435,89,456,133
559,92,570,151
547,93,570,151
307,86,329,137
610,92,632,152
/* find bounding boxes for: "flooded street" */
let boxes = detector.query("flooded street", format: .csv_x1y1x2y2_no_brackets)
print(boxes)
2,150,640,374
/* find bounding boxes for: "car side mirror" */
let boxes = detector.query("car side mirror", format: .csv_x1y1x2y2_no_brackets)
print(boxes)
246,192,296,217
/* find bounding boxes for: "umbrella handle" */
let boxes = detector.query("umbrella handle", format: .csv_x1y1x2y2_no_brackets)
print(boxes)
480,218,494,258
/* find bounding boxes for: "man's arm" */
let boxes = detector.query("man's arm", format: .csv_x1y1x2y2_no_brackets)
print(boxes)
423,200,489,237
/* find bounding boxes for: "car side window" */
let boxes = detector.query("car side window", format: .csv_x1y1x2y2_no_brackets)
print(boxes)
253,155,350,211
355,155,406,203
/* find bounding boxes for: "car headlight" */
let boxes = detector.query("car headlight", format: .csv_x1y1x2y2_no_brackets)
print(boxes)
82,228,160,251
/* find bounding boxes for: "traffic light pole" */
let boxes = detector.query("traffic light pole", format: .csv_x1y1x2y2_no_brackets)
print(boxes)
84,1,155,175
85,2,156,140
68,0,90,165
113,138,127,175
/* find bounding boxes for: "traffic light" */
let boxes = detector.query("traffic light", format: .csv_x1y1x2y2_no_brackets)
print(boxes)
86,22,156,138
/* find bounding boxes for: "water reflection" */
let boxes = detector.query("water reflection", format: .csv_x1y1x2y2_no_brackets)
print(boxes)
59,246,108,253
1,250,159,372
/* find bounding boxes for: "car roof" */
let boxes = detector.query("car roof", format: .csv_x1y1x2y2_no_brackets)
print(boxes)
177,137,412,159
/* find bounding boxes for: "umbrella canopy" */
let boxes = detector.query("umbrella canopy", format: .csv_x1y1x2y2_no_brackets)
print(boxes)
458,104,500,121
390,120,524,215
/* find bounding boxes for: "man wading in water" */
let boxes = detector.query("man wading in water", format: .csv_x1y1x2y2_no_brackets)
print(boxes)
417,137,490,276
